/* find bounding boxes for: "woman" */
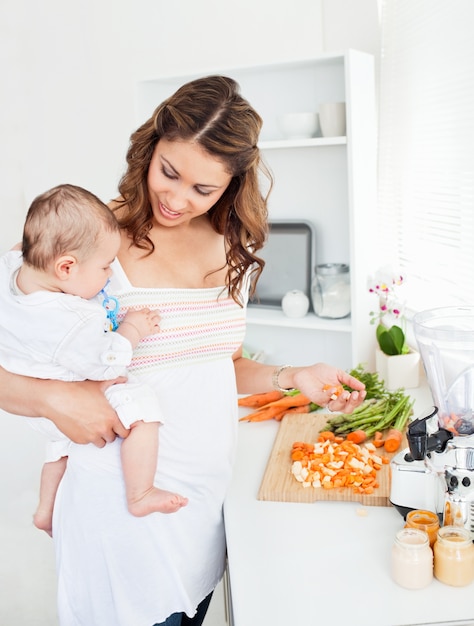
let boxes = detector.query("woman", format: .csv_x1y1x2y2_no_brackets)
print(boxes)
2,75,366,626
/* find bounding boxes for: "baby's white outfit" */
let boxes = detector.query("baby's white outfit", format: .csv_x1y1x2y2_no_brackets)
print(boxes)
0,250,163,460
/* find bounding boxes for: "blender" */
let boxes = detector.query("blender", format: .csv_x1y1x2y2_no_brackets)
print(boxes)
389,306,474,537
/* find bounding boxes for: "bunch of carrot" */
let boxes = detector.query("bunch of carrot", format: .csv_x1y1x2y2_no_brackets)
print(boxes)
238,390,319,422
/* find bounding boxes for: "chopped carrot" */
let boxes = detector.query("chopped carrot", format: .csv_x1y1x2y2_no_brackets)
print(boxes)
290,436,388,495
373,431,385,448
292,441,315,451
238,390,284,408
318,431,336,442
291,449,306,461
346,429,368,444
323,383,344,400
384,428,404,453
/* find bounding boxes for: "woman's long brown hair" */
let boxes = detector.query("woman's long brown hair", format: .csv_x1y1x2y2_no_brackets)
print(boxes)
115,75,273,304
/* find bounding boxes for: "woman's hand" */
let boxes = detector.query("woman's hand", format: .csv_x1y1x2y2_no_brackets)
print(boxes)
289,364,366,414
233,352,366,414
39,378,129,446
0,366,128,446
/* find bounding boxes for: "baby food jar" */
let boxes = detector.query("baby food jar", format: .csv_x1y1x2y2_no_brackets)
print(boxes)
391,528,433,589
433,525,474,587
405,509,440,548
311,263,351,319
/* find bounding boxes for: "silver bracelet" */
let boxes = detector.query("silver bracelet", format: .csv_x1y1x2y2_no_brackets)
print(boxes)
272,365,296,393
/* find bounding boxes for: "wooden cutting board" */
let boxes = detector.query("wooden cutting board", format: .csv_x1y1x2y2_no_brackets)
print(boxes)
258,412,406,507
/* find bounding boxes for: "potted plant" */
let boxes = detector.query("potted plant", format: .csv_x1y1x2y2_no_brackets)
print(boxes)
368,268,420,390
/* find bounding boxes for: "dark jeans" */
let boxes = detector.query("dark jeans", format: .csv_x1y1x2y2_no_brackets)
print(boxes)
153,591,213,626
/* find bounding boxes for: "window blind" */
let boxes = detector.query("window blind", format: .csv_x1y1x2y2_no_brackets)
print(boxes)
377,0,474,311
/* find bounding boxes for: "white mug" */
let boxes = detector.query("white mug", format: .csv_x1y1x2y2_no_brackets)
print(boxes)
319,102,346,137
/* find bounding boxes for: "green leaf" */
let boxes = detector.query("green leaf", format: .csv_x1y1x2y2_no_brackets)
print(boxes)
376,324,406,355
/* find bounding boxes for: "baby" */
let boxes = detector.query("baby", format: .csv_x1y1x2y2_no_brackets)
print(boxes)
0,184,188,535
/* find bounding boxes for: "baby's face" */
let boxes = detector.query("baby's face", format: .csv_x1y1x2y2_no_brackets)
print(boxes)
67,230,121,300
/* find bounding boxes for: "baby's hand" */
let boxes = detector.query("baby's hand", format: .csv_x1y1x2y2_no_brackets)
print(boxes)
121,308,160,341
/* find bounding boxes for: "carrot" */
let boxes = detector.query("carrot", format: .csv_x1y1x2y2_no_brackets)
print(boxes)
239,391,316,422
291,441,315,461
323,383,344,400
240,403,312,422
318,431,336,442
383,428,404,453
346,429,368,444
373,431,385,448
274,405,311,421
383,396,414,452
238,390,284,408
239,406,286,422
262,393,311,409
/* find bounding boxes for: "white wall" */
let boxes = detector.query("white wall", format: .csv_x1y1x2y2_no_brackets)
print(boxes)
0,1,380,622
0,0,379,253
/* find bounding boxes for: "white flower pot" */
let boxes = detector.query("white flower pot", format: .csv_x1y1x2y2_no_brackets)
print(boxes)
375,348,421,390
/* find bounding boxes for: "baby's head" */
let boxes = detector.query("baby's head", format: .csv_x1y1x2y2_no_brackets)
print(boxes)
23,184,119,269
22,184,121,298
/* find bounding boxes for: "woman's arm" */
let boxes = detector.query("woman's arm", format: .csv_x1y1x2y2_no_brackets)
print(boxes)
233,348,366,414
0,366,128,446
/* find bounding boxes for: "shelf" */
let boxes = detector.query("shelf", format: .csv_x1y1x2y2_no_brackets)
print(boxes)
259,137,346,150
246,306,352,332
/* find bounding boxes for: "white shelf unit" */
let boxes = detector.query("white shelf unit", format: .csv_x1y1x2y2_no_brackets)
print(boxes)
245,306,352,332
135,49,377,370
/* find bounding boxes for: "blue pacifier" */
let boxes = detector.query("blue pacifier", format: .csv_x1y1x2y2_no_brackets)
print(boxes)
100,281,120,331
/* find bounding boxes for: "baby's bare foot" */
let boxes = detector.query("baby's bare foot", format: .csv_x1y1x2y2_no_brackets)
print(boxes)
33,508,53,537
128,487,188,517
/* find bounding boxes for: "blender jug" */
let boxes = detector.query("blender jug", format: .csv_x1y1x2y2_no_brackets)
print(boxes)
414,307,474,537
413,306,474,435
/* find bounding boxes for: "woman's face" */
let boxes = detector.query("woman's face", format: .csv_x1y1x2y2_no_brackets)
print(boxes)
147,138,232,227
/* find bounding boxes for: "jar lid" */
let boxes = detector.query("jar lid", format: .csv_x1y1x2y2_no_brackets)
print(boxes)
437,525,472,544
315,263,349,275
406,509,440,528
395,527,430,548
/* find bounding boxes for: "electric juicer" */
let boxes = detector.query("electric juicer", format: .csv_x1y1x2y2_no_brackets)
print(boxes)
390,306,474,538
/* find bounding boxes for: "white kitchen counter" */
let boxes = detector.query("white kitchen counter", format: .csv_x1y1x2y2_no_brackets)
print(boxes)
224,384,474,626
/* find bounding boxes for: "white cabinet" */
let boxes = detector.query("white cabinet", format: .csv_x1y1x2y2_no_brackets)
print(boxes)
135,49,377,370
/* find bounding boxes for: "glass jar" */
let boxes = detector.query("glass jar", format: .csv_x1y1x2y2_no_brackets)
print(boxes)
405,510,440,548
391,528,433,589
311,263,351,319
434,525,474,586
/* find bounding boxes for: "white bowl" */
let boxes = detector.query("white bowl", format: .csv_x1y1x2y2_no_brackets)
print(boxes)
278,112,319,139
